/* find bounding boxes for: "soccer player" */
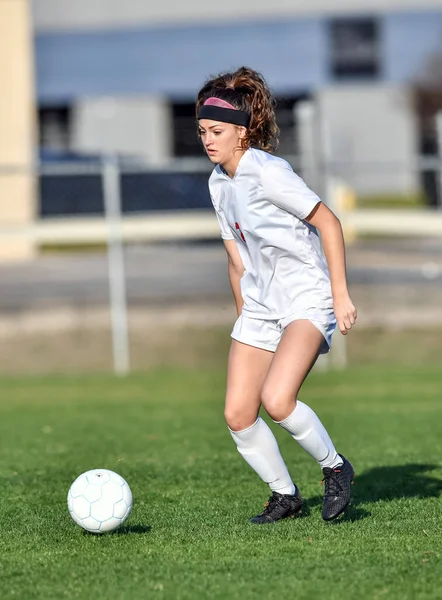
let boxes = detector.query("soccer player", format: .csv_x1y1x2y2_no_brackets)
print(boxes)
196,67,356,523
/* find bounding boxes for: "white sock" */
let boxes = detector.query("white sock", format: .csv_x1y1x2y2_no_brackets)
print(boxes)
229,417,297,496
276,400,342,469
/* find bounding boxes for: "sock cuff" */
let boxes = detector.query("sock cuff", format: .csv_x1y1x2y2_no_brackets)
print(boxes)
274,412,294,426
228,417,261,444
274,400,312,438
273,401,301,425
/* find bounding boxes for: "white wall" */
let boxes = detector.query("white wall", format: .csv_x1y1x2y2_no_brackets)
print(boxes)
32,0,442,31
0,0,36,261
71,97,172,165
317,85,419,197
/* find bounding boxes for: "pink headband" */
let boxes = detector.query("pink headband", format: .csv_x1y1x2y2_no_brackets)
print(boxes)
203,97,237,110
198,97,250,127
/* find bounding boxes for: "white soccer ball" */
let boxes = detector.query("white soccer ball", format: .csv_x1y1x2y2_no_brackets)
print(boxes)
67,469,133,533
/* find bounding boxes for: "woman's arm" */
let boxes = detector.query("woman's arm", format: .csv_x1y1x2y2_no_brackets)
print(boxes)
224,240,245,317
306,202,357,335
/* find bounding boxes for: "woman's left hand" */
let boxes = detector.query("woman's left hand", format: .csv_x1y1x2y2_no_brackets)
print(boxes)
333,293,357,335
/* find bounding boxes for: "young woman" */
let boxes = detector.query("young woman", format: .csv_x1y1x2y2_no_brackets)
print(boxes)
196,67,357,523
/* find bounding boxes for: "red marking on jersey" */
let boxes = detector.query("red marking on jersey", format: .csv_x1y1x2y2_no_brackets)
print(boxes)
235,222,246,243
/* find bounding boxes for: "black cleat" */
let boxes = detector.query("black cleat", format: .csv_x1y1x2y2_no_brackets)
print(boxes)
321,454,354,521
250,491,303,524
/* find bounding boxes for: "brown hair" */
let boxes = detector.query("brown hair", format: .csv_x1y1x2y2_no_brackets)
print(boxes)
196,66,279,153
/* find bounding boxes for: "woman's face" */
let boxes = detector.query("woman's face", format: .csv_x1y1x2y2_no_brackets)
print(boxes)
198,119,246,165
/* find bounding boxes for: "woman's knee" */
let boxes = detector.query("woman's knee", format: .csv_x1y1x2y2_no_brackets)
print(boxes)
261,386,298,421
224,406,258,432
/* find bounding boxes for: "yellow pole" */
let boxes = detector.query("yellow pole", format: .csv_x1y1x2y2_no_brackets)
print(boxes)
0,0,36,261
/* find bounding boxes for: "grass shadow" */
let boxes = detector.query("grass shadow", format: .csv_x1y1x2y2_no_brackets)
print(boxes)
112,524,152,535
352,463,442,502
81,524,152,536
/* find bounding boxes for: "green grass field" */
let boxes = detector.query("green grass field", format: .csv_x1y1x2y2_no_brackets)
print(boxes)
0,366,441,599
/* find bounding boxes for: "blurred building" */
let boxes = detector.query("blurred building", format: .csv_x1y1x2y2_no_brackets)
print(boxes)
32,0,442,198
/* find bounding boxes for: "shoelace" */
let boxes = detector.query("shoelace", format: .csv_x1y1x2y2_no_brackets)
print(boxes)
321,468,343,498
261,494,281,515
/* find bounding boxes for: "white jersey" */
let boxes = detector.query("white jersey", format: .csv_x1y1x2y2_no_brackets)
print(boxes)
209,147,334,319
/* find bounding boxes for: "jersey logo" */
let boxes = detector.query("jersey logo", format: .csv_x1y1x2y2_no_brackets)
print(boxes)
235,222,246,244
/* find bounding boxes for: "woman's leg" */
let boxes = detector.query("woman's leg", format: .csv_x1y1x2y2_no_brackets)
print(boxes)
261,319,354,520
225,339,298,497
260,319,341,468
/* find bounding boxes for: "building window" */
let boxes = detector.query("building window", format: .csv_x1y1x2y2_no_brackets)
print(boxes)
275,96,310,157
172,103,200,157
38,106,72,152
329,17,381,79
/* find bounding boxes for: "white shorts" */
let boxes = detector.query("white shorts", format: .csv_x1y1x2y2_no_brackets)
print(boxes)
231,309,336,355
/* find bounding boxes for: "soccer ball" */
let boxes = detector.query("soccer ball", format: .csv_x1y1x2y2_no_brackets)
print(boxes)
67,469,133,533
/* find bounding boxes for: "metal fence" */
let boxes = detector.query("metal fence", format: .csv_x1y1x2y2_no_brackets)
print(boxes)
0,155,442,376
